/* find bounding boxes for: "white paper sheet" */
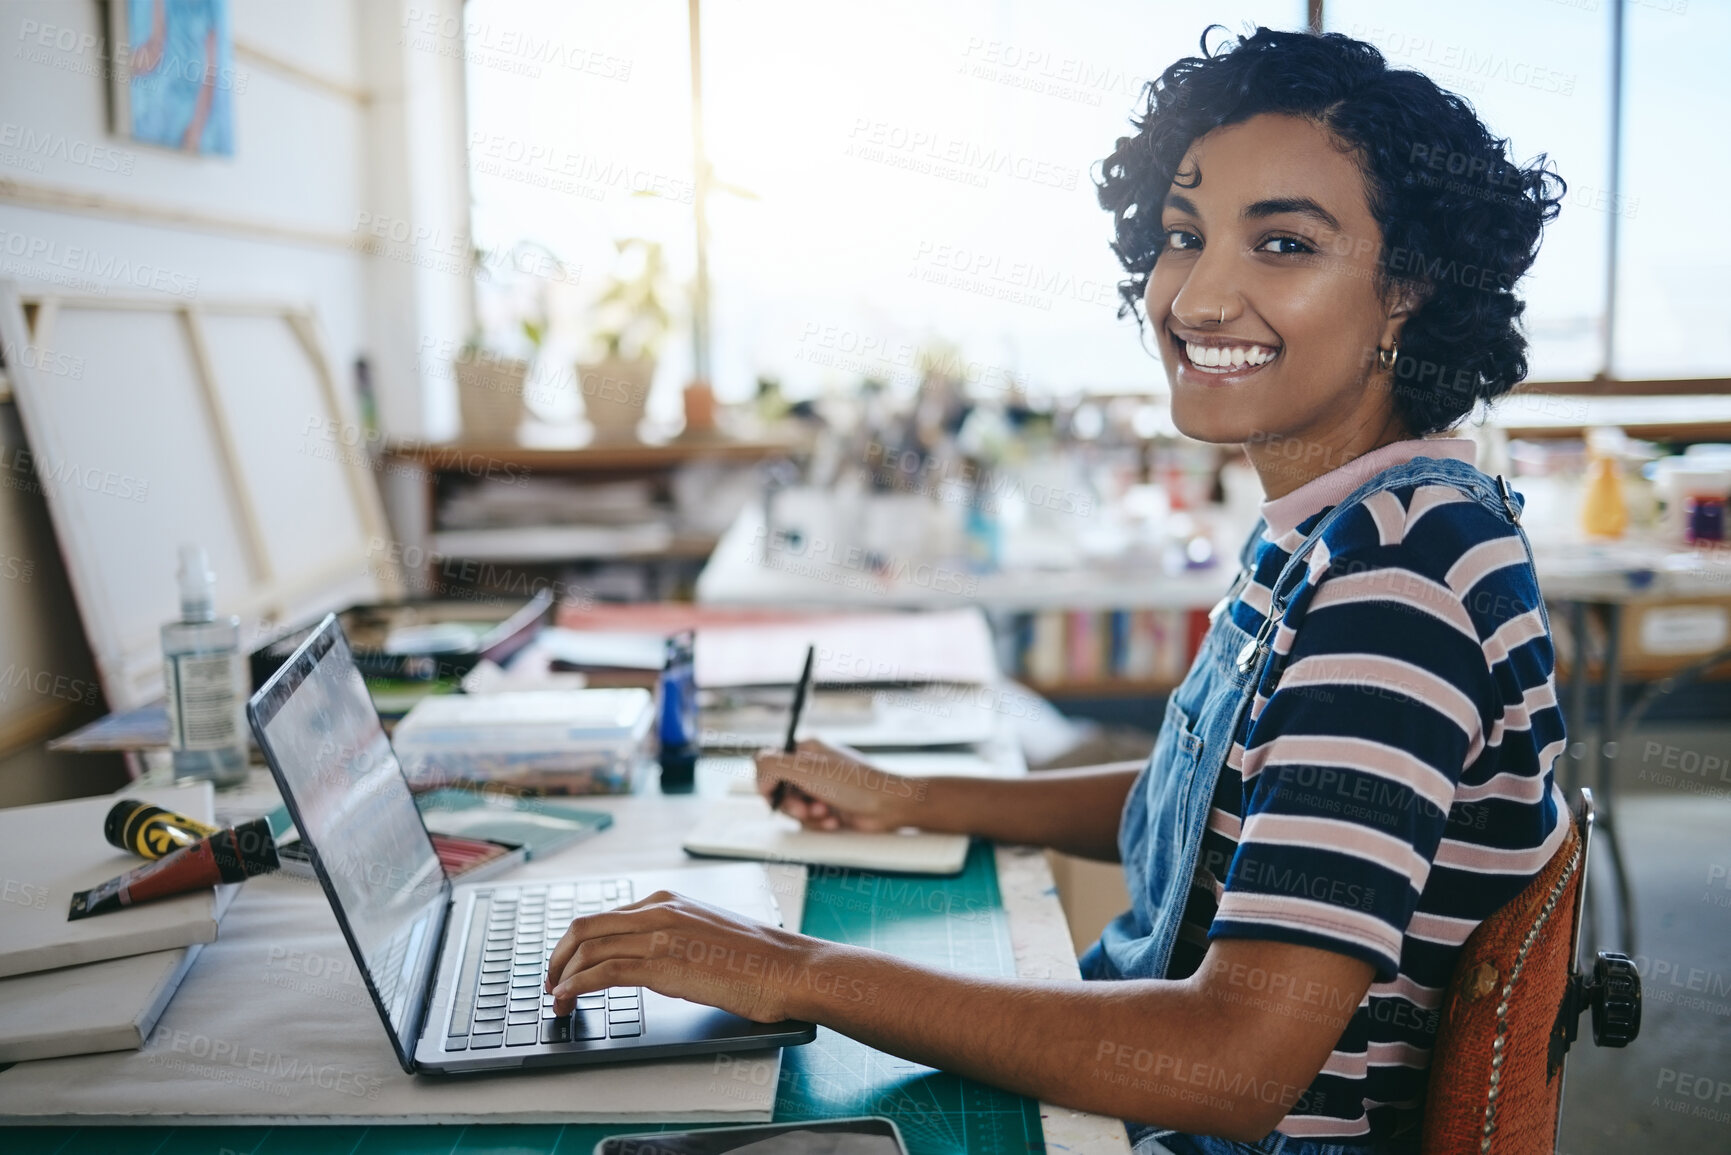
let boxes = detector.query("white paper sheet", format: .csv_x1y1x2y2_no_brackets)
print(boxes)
694,608,998,689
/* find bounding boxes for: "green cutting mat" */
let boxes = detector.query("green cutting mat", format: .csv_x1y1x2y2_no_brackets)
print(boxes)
0,842,1045,1155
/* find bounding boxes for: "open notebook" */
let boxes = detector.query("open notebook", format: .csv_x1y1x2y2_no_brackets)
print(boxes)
682,796,970,876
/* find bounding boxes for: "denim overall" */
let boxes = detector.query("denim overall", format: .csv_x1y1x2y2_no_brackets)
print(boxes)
1079,456,1537,1155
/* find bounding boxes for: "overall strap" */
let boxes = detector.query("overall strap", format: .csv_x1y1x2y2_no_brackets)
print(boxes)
1209,516,1272,626
1238,516,1269,571
1232,457,1519,682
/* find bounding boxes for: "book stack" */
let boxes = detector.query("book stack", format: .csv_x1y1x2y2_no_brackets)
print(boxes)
0,780,237,1062
1005,608,1210,692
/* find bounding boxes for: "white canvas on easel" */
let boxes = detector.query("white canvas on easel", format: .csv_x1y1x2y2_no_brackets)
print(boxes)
0,281,399,711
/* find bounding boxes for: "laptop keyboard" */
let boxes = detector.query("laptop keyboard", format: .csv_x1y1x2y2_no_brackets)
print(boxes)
443,880,639,1051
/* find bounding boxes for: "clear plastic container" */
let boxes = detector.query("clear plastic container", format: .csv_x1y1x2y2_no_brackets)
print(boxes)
392,688,656,795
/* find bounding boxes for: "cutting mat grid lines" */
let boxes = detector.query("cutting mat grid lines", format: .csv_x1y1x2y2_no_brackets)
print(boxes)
775,842,1044,1154
0,842,1046,1155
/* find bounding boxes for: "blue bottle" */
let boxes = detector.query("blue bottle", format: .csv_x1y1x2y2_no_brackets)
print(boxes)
657,629,698,792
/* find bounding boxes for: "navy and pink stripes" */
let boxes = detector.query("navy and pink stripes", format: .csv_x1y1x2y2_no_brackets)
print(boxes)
1166,463,1566,1140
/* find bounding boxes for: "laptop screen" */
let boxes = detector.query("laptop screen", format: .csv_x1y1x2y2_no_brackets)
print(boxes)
249,615,448,1071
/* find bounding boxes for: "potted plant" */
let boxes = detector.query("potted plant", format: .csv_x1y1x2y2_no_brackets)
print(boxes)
577,237,674,441
454,241,565,443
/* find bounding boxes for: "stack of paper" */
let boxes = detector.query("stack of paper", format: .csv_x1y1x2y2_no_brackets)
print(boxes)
0,780,238,1061
687,608,1017,874
695,607,999,689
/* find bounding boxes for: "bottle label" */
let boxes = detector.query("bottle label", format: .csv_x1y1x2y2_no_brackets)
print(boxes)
165,653,242,750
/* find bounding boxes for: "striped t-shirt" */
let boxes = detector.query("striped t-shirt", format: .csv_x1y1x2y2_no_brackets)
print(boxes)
1166,439,1567,1142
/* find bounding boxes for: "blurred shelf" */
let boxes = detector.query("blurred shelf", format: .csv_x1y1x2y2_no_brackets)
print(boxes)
1026,677,1177,699
383,432,806,473
1490,392,1731,442
430,526,719,563
379,428,810,601
1518,377,1731,397
698,505,1238,613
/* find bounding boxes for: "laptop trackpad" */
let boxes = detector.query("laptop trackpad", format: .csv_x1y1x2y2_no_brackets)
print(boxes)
642,988,776,1042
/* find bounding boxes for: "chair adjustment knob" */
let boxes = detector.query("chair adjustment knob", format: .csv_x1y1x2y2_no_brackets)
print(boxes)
1588,951,1642,1048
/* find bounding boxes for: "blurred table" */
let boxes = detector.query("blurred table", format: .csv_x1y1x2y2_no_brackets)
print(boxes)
696,501,1238,614
1531,533,1731,958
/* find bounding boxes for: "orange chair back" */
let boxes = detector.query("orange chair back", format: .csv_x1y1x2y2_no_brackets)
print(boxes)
1420,810,1583,1155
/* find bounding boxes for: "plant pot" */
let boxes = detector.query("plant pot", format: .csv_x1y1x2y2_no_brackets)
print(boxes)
577,356,653,441
454,353,529,443
682,380,717,435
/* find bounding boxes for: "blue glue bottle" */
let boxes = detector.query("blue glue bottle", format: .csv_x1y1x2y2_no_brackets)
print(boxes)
657,629,698,793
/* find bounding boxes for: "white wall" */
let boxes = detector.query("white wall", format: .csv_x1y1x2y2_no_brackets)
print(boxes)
0,0,473,803
1,0,372,397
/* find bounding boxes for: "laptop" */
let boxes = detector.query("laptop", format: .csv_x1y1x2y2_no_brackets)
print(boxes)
248,613,817,1074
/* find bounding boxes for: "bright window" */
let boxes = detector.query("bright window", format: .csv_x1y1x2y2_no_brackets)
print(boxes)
1613,0,1731,380
466,3,1720,410
1326,0,1613,383
463,1,697,423
699,1,1307,402
464,1,1308,418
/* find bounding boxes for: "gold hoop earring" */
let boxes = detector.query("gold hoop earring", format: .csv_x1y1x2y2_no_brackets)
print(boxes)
1377,342,1398,371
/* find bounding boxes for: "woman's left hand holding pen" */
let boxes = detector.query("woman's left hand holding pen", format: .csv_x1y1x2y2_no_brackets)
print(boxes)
755,738,924,831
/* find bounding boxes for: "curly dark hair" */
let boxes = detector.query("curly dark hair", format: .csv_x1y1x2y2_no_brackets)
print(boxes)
1094,25,1566,437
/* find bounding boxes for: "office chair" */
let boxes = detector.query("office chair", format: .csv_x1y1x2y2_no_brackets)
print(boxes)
1419,788,1641,1154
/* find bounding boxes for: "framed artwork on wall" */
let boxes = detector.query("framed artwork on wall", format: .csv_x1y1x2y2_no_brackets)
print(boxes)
108,0,237,156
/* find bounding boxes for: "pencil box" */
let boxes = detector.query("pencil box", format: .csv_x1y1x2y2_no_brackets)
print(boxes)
274,830,528,885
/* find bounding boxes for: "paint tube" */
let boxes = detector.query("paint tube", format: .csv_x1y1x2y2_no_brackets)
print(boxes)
69,816,280,920
104,798,222,860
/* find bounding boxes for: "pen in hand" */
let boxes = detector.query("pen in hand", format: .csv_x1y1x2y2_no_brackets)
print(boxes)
767,644,815,813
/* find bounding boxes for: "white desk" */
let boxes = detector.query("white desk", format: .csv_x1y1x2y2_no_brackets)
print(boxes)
697,503,1236,614
0,760,1129,1152
1522,530,1731,956
701,496,1731,613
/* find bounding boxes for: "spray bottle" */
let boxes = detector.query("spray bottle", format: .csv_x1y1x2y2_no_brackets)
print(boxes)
161,544,249,787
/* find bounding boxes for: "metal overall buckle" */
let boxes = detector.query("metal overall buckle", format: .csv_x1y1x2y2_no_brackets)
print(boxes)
1209,568,1251,625
1236,613,1276,675
1496,474,1522,524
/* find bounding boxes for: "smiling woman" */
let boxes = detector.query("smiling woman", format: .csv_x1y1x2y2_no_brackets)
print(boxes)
1097,25,1565,456
545,26,1572,1155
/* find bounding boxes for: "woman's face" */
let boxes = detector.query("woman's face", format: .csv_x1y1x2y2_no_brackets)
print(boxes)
1145,112,1412,456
